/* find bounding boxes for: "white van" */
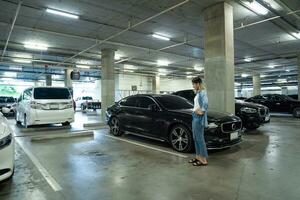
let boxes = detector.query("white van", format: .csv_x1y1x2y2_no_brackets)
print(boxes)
0,112,14,182
16,87,74,127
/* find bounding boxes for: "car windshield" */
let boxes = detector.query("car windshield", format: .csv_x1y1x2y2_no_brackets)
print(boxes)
155,95,193,110
0,97,15,103
34,88,71,99
83,97,93,100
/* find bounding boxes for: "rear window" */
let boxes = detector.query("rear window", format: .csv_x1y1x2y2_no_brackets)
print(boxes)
33,88,71,100
83,97,93,100
0,97,15,103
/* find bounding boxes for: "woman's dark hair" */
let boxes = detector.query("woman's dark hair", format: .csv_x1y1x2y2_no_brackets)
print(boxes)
192,76,202,84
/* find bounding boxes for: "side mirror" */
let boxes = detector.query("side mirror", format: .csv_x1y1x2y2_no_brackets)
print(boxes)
2,107,11,114
149,104,159,112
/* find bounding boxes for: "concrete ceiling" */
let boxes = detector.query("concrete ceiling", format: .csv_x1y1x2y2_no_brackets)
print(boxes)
0,0,299,86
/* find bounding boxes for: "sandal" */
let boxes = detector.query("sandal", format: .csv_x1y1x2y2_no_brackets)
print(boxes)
193,161,208,166
188,158,198,163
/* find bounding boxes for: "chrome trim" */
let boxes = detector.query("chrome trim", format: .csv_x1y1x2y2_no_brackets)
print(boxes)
258,108,268,117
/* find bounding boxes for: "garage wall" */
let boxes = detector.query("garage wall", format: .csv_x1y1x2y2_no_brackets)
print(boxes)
160,78,192,92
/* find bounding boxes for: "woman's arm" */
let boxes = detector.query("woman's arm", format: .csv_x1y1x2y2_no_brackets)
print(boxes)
195,91,208,115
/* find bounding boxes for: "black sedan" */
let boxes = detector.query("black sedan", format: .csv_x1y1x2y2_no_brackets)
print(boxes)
173,90,270,130
245,94,300,118
106,94,242,153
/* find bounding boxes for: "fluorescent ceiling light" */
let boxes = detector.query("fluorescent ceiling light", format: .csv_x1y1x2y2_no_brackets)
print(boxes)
9,66,21,70
235,82,241,86
277,78,287,83
13,59,32,63
286,69,290,72
124,70,134,73
124,64,137,70
158,68,168,73
260,74,266,78
159,73,167,76
115,53,123,60
152,33,170,41
46,8,79,19
4,72,17,77
76,65,90,69
24,42,48,51
157,60,170,66
244,57,252,62
187,75,193,79
245,1,269,15
194,65,204,71
241,73,249,78
186,72,193,75
268,65,275,68
292,32,300,39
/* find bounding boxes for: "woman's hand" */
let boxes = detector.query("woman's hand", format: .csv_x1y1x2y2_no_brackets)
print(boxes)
195,108,204,115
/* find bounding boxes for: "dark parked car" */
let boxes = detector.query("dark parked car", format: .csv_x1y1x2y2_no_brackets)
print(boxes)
0,96,16,117
173,90,270,130
245,94,300,118
106,94,242,153
235,97,247,100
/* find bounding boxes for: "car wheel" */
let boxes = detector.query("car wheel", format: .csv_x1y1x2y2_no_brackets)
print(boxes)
293,107,300,118
62,122,70,126
109,117,123,136
23,114,28,128
15,112,21,125
81,104,86,111
169,124,193,153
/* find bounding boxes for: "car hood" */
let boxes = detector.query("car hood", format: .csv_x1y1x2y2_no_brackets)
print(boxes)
235,100,267,109
169,109,241,123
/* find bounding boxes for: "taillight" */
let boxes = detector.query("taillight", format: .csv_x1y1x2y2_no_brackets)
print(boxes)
30,101,42,109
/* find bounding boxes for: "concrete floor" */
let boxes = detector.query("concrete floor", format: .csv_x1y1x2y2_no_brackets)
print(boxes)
1,114,300,200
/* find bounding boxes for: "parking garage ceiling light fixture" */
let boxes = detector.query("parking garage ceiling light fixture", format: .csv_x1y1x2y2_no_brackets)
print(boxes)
244,57,252,62
24,42,48,51
12,59,32,63
244,1,269,15
292,32,300,39
124,64,138,70
46,8,79,19
4,72,17,77
76,65,90,69
268,65,275,68
157,60,170,66
260,74,266,78
152,33,170,41
194,65,204,71
241,73,249,78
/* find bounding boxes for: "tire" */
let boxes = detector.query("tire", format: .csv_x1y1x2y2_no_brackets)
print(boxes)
109,117,124,136
169,124,193,153
62,122,70,126
15,112,21,125
293,107,300,118
23,114,28,128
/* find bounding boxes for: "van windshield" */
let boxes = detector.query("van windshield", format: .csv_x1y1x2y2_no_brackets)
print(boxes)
34,88,71,99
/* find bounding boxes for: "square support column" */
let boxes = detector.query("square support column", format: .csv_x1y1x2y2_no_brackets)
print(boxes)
203,2,235,114
253,73,261,96
152,76,160,94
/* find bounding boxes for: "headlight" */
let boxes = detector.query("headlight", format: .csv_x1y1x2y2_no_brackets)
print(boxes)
207,122,219,129
241,107,257,113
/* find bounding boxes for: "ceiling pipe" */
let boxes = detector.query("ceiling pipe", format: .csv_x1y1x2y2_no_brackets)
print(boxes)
1,1,22,61
55,0,190,67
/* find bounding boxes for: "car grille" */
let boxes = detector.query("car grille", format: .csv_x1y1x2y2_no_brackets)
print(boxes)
221,121,242,133
259,108,269,117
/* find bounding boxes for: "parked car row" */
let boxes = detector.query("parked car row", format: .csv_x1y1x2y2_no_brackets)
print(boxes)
173,90,270,130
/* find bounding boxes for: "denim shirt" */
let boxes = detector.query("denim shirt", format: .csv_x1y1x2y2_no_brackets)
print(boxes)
192,91,208,128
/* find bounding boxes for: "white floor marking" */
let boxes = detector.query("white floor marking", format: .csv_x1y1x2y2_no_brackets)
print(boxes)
15,138,63,192
104,134,188,158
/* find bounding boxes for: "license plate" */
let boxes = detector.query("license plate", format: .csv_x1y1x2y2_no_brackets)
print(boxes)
265,115,270,122
50,104,59,109
230,132,239,140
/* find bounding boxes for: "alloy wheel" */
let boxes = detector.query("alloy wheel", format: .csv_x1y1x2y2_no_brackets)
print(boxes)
110,117,122,136
170,126,189,152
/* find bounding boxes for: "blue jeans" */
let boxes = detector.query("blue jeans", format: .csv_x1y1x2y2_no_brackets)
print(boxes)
192,116,208,157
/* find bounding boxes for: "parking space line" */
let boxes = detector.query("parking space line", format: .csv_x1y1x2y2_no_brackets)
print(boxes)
15,138,63,192
104,134,188,158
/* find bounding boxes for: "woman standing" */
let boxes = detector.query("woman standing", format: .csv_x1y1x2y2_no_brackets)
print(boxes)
189,76,209,166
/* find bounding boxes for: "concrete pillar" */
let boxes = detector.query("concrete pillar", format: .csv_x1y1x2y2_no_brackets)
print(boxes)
253,73,261,96
45,74,52,86
101,49,115,119
298,54,300,100
64,69,73,88
203,2,235,113
152,76,160,94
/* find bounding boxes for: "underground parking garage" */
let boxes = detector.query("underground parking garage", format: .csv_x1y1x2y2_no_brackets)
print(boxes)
0,0,300,199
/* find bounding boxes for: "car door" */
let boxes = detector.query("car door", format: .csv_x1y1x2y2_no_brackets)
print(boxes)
118,96,139,132
272,95,290,113
134,96,161,136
